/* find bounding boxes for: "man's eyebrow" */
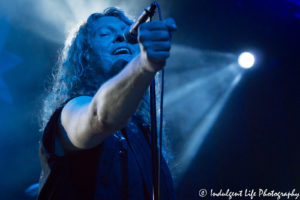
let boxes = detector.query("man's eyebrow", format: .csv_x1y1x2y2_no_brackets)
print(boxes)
97,26,113,32
97,24,127,32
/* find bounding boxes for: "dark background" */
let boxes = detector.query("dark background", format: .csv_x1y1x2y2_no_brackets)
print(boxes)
0,0,299,199
171,0,300,199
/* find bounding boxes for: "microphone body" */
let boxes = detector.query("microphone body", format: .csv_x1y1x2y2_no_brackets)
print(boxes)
124,2,157,43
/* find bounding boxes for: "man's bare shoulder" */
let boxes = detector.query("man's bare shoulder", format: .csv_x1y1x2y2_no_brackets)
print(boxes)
61,96,93,127
63,96,93,111
60,95,115,149
60,96,97,149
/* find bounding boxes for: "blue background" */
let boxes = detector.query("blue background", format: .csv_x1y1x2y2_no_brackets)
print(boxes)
0,0,299,199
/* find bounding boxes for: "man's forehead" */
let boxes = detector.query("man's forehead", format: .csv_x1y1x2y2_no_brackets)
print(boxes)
92,16,128,30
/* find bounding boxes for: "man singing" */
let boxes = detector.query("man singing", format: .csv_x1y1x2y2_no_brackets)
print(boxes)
38,7,177,200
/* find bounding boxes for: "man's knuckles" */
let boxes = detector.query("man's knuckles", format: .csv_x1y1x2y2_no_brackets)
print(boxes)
138,30,170,42
151,31,169,41
139,20,168,31
147,50,170,60
151,41,171,51
142,41,171,52
164,18,177,31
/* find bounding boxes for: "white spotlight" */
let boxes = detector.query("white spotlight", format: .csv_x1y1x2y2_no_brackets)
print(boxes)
238,52,255,69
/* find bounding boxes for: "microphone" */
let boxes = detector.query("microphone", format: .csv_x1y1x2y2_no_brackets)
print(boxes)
124,2,157,44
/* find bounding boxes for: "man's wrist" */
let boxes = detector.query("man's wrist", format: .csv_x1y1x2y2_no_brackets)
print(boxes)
136,53,157,74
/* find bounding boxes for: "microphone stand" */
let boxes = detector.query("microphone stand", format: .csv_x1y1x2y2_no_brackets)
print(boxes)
150,78,160,200
149,3,163,200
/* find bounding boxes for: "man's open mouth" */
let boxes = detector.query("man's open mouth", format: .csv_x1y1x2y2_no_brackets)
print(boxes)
112,47,132,55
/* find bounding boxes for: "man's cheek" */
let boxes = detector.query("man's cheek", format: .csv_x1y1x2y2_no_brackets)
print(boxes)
101,55,115,73
91,53,111,74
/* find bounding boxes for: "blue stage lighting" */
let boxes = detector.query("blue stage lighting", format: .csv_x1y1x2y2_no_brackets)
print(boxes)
238,52,255,69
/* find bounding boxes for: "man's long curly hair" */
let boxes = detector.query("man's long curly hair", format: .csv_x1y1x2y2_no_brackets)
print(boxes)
40,8,151,131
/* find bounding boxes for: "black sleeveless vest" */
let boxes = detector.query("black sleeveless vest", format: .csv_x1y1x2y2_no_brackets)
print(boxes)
38,105,176,200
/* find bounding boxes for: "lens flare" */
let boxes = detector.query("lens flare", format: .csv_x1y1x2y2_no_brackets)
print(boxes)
238,52,255,69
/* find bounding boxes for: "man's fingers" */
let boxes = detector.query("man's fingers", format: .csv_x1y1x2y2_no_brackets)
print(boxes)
139,21,167,31
147,49,170,61
138,30,170,42
142,41,171,51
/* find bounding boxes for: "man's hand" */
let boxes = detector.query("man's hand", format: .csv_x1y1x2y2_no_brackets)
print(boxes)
138,18,177,72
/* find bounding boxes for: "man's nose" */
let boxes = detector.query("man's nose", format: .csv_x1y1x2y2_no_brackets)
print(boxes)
114,32,125,43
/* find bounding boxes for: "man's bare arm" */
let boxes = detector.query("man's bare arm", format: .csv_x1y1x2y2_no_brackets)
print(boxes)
60,19,177,150
60,54,155,149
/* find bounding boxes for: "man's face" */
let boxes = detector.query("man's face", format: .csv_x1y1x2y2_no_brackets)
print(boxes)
88,16,140,76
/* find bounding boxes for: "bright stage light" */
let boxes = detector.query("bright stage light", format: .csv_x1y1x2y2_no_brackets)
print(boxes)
238,52,255,69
